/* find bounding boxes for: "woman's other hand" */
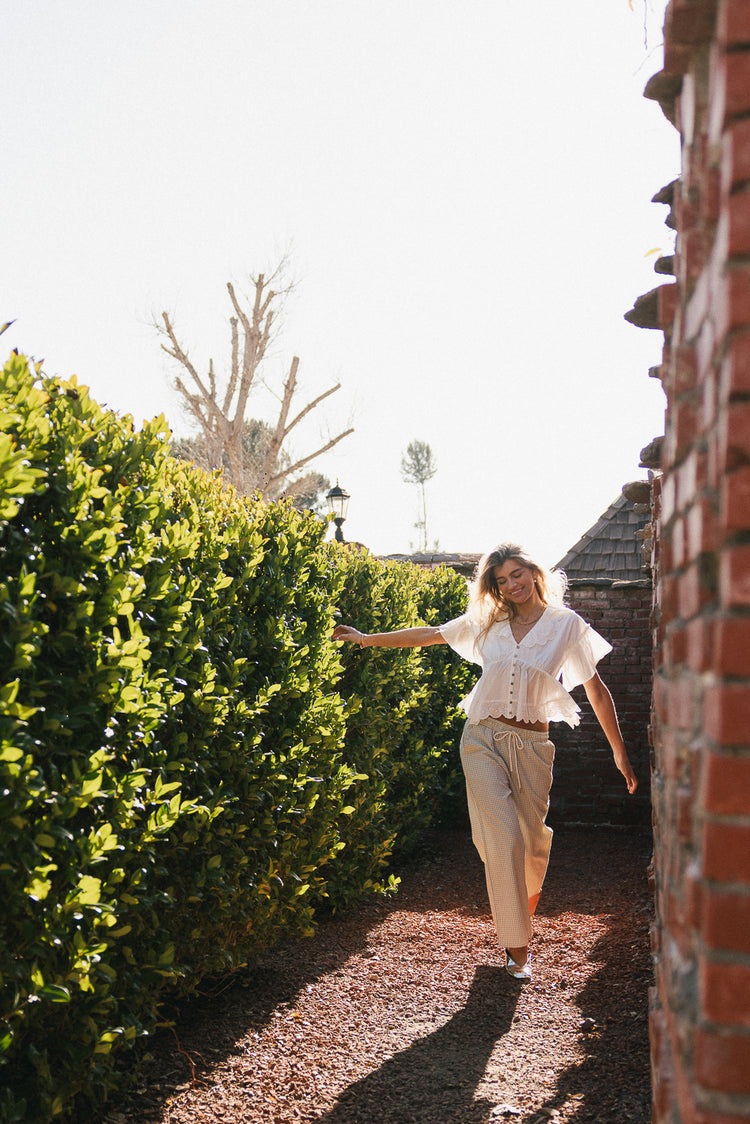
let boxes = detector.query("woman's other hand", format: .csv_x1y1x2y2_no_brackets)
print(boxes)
583,673,639,796
332,624,364,645
614,749,638,795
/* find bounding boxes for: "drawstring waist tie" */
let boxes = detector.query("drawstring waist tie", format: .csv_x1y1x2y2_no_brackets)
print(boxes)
478,717,550,794
493,728,524,791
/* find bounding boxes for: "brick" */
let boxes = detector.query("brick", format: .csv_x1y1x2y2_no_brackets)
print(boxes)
660,282,679,333
714,616,750,676
702,370,720,438
695,318,716,390
721,118,750,199
708,430,722,494
686,269,710,351
703,820,750,884
659,728,687,780
709,46,729,149
669,677,699,731
702,888,750,952
673,339,696,392
685,860,704,930
719,543,750,607
715,268,750,342
687,498,719,558
677,563,712,620
666,887,695,957
674,400,700,465
706,162,722,226
679,174,701,238
649,1002,672,1121
681,225,709,289
661,474,678,525
667,0,719,46
704,683,750,745
678,451,702,512
701,959,750,1027
660,573,679,625
686,617,713,672
694,1027,750,1093
673,515,688,569
721,467,750,534
677,784,695,842
679,1081,750,1124
724,50,750,119
665,40,694,78
719,0,750,47
669,626,688,667
703,751,750,816
719,331,750,399
725,190,750,257
712,51,750,140
719,400,750,472
660,535,676,577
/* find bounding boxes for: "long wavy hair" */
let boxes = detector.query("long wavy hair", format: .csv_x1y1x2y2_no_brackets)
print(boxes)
468,543,567,638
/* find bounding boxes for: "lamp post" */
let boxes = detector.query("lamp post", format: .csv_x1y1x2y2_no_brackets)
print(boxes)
326,481,350,543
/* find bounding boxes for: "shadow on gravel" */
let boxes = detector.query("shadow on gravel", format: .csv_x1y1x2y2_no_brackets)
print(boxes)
519,830,654,1124
107,827,653,1124
106,894,405,1119
314,965,521,1124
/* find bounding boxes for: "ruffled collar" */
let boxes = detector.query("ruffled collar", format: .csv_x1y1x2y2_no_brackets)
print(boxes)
496,604,572,648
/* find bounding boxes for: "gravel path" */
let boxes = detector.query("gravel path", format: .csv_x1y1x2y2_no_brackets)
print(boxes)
105,824,654,1124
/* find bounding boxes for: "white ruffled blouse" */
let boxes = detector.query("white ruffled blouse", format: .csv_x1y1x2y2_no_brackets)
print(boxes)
439,605,612,728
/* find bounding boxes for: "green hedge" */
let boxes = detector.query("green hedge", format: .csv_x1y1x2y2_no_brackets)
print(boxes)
0,353,471,1122
328,550,474,902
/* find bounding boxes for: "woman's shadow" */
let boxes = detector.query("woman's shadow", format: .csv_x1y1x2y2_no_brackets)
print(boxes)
316,963,521,1123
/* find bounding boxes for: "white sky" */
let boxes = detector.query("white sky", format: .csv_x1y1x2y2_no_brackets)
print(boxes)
3,1,677,566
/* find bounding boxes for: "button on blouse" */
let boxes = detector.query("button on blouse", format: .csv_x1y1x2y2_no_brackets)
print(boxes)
439,605,612,728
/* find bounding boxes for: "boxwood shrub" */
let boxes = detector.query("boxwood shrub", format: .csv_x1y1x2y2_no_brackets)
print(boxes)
0,353,472,1122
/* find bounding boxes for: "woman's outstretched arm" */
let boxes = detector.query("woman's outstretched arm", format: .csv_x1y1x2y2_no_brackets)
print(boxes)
583,672,638,794
332,624,446,648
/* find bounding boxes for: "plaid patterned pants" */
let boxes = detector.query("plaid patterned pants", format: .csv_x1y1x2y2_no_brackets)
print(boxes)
460,716,555,948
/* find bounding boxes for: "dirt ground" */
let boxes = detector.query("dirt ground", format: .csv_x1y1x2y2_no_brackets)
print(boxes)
104,824,654,1124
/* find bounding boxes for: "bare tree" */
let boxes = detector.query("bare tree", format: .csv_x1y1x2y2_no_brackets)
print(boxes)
400,439,438,552
158,272,353,498
172,420,331,511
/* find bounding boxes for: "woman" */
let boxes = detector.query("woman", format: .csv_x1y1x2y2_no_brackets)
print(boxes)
332,543,638,981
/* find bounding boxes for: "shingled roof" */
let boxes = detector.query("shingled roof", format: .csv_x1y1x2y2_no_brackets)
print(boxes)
554,494,650,584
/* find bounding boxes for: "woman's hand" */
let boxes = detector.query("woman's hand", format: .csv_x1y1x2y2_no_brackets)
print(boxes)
332,624,365,645
613,749,638,795
583,673,638,795
331,624,443,649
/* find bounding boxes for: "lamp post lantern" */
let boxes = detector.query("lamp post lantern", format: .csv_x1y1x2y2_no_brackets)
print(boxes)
326,481,350,542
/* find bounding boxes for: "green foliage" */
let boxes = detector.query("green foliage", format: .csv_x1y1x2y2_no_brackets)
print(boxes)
0,352,472,1122
327,549,472,904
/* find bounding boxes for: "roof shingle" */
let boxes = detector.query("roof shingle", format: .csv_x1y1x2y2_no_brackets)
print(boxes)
554,494,650,583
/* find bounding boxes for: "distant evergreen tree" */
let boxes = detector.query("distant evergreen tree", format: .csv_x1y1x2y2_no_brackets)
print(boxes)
400,439,438,552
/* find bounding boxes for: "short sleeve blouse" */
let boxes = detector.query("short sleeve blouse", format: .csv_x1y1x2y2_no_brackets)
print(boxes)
439,605,611,727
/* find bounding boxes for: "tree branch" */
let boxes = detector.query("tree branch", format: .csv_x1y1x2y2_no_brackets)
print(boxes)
160,269,348,502
262,357,299,487
283,382,342,440
228,278,273,435
266,426,354,488
160,312,219,418
222,317,240,415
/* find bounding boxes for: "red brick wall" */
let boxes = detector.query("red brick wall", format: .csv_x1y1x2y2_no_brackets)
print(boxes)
643,2,750,1120
549,581,653,827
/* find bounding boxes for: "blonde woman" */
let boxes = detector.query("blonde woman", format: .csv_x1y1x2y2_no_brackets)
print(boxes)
332,543,638,981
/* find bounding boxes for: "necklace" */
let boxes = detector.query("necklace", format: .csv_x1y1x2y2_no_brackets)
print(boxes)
515,610,543,626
